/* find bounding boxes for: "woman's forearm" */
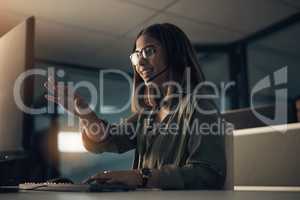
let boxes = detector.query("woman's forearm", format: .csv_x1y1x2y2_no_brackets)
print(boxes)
81,112,139,154
79,111,109,143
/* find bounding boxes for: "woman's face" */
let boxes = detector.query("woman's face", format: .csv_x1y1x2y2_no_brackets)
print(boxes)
132,35,167,83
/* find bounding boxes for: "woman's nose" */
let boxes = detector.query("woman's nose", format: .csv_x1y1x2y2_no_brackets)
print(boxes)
138,65,148,73
137,56,147,66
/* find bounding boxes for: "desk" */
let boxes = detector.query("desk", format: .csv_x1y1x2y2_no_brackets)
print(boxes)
1,190,300,200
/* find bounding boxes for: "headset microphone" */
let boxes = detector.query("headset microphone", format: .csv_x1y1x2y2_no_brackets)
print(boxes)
145,67,168,84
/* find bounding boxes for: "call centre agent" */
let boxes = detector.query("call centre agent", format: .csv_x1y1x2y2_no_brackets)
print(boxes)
45,23,228,190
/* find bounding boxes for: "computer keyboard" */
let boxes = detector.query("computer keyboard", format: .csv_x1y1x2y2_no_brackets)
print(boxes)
19,182,135,192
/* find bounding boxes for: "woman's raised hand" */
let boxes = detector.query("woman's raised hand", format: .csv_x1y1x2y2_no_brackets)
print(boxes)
44,77,91,117
44,77,108,143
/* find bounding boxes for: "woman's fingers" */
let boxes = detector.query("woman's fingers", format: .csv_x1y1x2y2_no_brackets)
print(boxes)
82,175,111,184
94,171,111,179
45,94,59,103
44,77,67,103
105,179,120,184
94,177,111,184
46,77,56,92
82,170,139,187
81,177,96,184
44,82,52,93
44,82,57,96
48,76,55,86
46,77,67,93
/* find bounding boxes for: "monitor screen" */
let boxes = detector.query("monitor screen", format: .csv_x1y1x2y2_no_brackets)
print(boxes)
0,17,34,154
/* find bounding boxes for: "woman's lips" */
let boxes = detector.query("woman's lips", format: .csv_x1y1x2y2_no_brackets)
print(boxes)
138,65,154,80
141,69,153,79
143,71,151,77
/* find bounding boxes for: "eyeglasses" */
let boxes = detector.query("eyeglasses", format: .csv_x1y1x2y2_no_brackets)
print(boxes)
130,45,157,66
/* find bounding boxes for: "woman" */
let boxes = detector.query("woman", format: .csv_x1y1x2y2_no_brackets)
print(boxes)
45,23,227,190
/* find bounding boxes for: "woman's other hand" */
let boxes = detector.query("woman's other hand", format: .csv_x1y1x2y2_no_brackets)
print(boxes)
82,170,143,188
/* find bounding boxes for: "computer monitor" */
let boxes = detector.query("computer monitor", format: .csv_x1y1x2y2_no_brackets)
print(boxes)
234,123,300,188
0,17,35,161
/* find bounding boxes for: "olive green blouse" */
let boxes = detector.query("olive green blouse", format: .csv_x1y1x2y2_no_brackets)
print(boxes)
82,93,227,190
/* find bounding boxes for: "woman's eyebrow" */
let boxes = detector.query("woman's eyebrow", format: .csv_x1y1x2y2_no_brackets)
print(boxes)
135,44,156,52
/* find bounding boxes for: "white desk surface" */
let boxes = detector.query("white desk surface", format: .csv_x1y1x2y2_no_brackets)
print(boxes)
1,190,300,200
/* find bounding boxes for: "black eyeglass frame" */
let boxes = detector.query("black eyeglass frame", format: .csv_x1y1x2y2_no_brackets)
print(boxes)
130,45,158,66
